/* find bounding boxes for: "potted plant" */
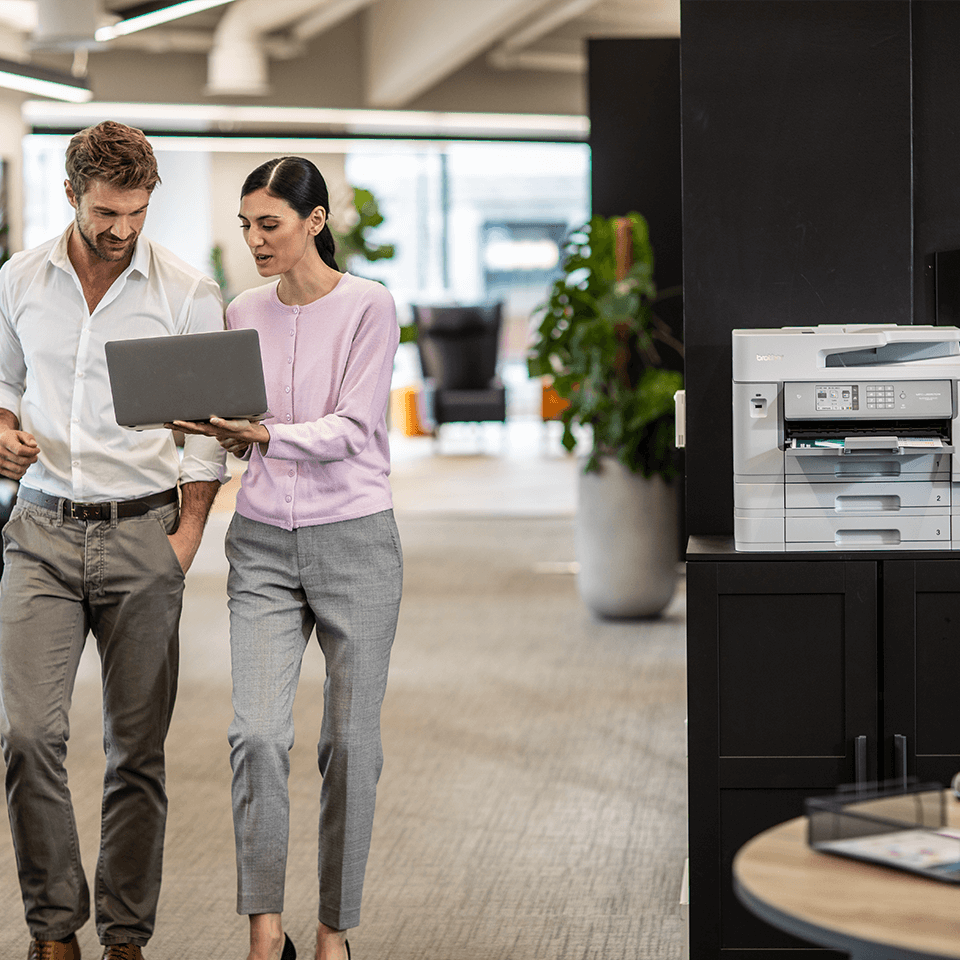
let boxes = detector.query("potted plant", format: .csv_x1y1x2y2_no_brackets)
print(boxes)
528,212,683,618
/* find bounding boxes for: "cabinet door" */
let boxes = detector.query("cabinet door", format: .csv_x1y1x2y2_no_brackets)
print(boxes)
687,560,877,958
884,560,960,786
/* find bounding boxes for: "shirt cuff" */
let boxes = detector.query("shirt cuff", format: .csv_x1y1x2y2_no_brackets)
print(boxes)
179,434,230,484
0,387,22,421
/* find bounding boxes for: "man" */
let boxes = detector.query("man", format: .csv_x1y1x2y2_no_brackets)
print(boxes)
0,121,226,960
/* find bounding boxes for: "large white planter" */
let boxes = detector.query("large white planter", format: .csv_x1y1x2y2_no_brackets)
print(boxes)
575,456,679,618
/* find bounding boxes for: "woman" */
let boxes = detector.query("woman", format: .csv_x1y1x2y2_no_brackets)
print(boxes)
174,157,402,960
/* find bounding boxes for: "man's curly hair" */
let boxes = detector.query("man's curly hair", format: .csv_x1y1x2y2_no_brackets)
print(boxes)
65,120,161,198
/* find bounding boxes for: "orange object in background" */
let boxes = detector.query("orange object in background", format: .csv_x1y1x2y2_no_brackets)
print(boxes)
390,386,432,436
541,381,570,421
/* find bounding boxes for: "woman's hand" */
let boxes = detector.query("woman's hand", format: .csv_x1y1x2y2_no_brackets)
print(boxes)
167,417,270,455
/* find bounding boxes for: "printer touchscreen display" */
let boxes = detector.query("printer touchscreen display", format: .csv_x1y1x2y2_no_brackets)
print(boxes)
816,384,858,411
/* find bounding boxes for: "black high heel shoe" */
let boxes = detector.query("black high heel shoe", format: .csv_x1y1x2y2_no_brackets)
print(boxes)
281,935,296,960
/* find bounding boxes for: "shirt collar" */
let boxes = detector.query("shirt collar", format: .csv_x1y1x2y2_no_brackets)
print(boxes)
130,232,151,277
48,224,74,276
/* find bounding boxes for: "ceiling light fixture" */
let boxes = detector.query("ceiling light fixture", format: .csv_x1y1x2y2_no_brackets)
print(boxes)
95,0,236,42
0,58,92,102
23,101,589,141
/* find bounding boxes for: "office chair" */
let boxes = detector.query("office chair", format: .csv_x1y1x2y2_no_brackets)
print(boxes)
412,303,507,440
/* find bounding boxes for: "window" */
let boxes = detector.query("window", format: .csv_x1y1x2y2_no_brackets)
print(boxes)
344,140,590,362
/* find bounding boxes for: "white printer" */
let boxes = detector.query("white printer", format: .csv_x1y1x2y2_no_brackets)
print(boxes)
733,324,960,551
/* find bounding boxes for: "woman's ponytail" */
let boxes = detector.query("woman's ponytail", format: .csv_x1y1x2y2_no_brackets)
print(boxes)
315,223,339,271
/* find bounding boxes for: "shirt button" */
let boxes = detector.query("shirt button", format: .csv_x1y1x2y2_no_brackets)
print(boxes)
293,306,300,314
284,386,290,394
285,414,291,421
288,469,294,477
287,357,293,364
285,495,292,503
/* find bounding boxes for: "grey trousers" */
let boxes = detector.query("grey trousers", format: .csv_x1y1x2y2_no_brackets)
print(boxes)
225,510,402,931
0,498,184,946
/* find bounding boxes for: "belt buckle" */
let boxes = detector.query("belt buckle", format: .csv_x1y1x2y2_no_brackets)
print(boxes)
69,501,103,521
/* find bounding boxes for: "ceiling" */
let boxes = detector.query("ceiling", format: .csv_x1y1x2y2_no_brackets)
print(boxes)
0,0,680,110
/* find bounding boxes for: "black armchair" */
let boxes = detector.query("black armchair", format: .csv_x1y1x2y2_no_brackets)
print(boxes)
412,303,507,433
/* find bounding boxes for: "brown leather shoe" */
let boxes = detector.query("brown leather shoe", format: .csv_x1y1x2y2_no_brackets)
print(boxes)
27,936,80,960
100,947,142,960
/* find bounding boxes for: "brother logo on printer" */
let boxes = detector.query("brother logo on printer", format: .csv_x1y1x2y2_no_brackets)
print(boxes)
756,353,783,361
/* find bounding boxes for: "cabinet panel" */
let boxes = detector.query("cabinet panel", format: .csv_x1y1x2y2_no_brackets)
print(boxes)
687,557,878,959
713,561,878,782
720,789,845,955
916,590,960,757
718,593,844,757
884,559,960,784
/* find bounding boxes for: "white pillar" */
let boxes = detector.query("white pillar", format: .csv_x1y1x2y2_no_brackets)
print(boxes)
0,23,29,256
0,90,26,255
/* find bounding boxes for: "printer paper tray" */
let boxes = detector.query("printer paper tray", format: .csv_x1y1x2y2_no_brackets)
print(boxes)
786,514,950,546
785,479,950,510
786,449,950,480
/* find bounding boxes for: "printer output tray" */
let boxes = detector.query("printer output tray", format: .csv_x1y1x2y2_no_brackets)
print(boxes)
785,418,953,456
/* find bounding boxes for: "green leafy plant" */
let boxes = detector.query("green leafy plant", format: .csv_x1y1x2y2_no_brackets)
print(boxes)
527,212,683,479
332,187,396,268
209,244,228,295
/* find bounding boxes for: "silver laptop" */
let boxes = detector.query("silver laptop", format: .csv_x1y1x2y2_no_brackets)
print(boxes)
105,328,269,430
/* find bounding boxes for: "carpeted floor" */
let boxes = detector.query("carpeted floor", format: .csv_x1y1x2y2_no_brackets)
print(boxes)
0,510,687,960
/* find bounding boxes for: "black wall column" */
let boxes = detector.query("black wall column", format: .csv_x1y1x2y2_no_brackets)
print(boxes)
681,0,914,535
588,37,682,340
913,1,960,325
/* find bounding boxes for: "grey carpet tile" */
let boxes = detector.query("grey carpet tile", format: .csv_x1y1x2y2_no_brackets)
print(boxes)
0,515,686,960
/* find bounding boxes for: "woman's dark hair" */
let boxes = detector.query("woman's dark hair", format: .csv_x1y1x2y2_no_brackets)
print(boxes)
241,156,339,270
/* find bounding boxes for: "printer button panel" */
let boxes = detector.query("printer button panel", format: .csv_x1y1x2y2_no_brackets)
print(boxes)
864,383,896,410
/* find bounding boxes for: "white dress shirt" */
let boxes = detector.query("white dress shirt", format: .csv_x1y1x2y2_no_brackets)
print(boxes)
0,224,227,501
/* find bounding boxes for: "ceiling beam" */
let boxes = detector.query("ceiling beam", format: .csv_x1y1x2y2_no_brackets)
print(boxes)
487,0,599,72
364,0,553,108
292,0,377,42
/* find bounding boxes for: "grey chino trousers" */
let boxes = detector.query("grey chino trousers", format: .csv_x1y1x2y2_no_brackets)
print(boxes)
0,497,184,946
225,509,402,931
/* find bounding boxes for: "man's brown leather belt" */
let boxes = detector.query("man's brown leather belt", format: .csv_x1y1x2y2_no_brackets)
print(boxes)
17,486,178,521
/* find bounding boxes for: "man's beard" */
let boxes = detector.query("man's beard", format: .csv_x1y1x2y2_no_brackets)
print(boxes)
75,216,136,263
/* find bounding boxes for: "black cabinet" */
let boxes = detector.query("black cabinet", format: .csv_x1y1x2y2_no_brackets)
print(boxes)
686,539,960,959
884,560,960,787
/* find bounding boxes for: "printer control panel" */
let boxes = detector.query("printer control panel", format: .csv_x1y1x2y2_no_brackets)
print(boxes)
813,383,903,412
786,380,953,419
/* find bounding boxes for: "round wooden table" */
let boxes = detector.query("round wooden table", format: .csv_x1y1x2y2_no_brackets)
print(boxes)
733,801,960,960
